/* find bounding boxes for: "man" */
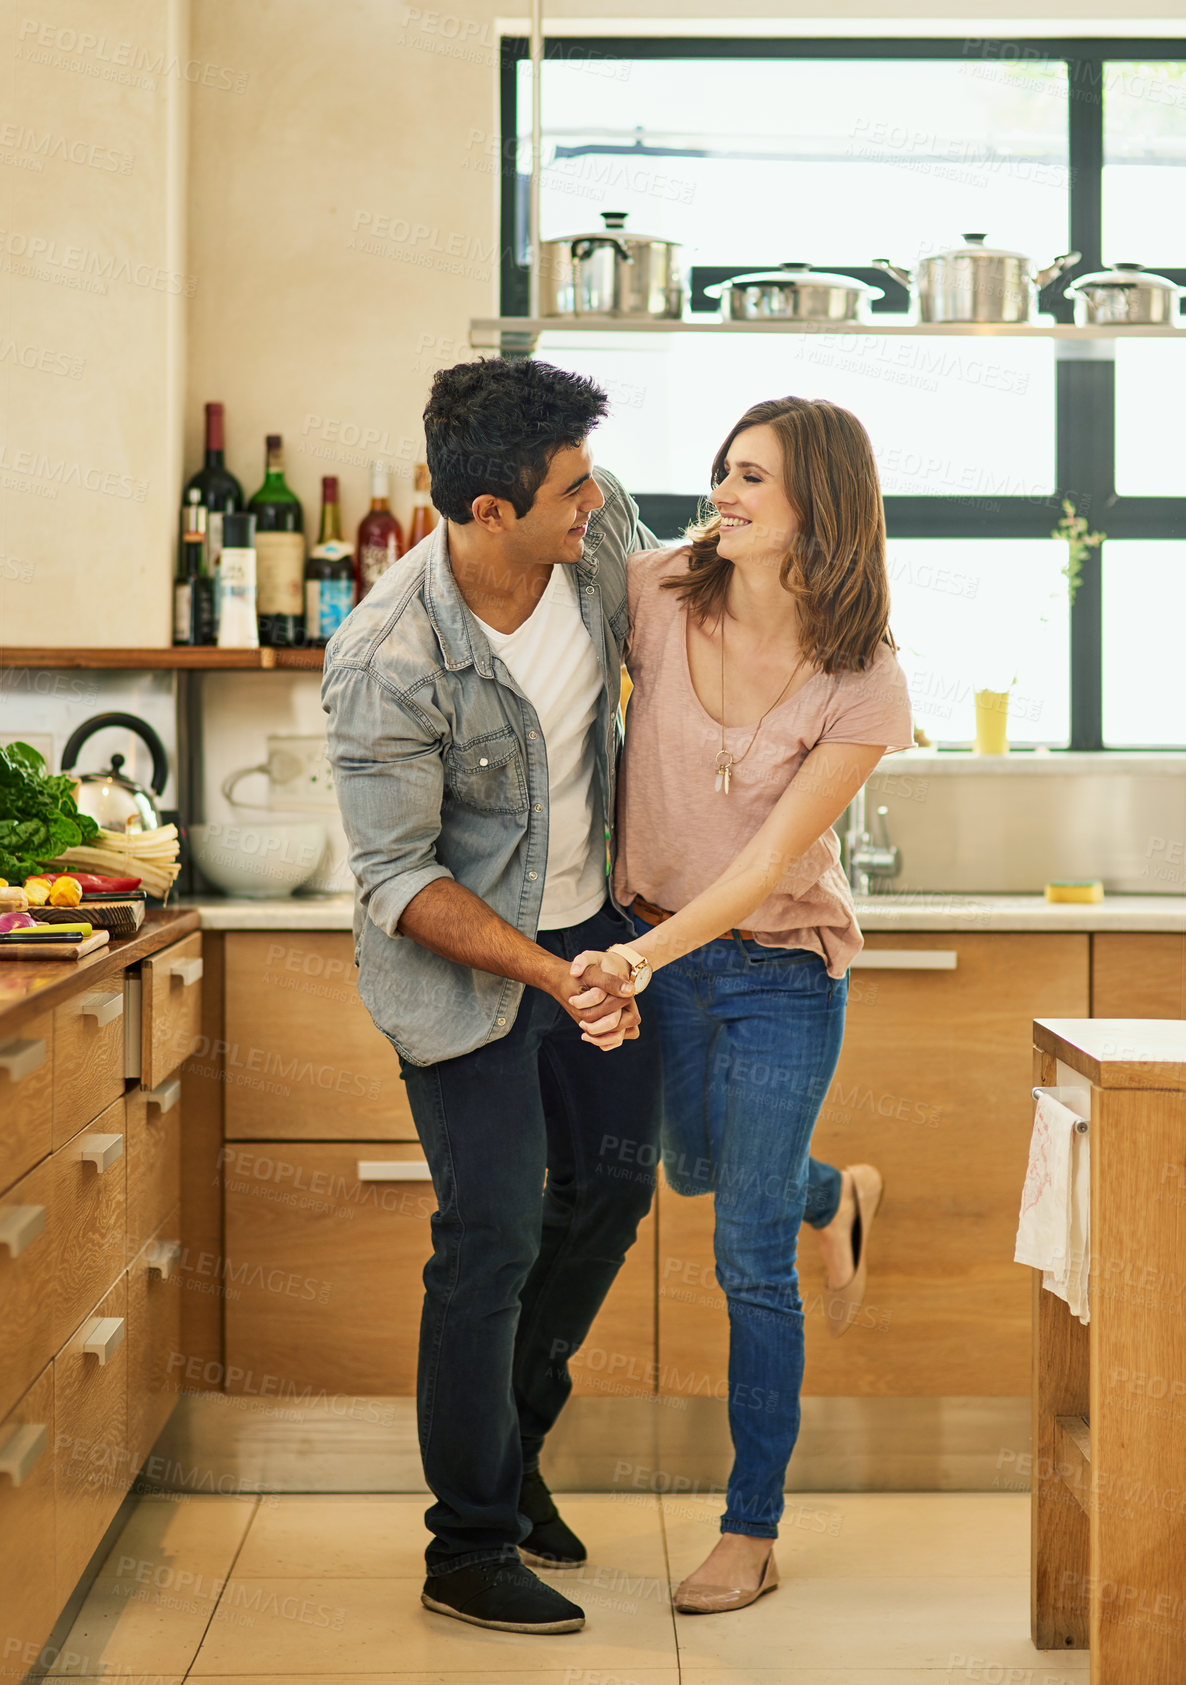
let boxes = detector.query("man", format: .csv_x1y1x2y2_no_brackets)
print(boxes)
322,358,662,1636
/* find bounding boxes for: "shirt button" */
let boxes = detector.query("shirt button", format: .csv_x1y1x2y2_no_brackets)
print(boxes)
478,757,489,767
585,586,595,595
527,870,538,880
533,803,543,813
528,731,538,740
496,1016,507,1026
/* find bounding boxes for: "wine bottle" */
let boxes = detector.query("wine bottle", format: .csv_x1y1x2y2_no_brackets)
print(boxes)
407,462,438,548
305,476,356,645
355,461,405,600
248,434,305,646
182,402,243,573
173,488,215,645
217,512,260,649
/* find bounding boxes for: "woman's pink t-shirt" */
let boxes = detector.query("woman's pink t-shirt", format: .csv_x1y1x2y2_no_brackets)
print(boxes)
612,545,916,978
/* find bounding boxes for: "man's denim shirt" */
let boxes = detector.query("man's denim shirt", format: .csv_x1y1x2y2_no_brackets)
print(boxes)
322,468,660,1067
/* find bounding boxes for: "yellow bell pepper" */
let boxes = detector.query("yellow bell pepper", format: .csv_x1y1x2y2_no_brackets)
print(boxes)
23,877,51,906
48,876,83,908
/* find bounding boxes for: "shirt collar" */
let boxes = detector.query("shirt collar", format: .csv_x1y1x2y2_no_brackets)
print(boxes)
424,511,602,678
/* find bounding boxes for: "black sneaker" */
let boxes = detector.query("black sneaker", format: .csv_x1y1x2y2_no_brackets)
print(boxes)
421,1558,585,1633
518,1467,587,1569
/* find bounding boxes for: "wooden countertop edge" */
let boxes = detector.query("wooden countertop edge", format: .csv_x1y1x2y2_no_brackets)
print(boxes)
1034,1017,1186,1091
0,908,201,1037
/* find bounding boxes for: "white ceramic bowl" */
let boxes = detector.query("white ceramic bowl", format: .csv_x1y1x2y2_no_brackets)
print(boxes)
189,821,327,899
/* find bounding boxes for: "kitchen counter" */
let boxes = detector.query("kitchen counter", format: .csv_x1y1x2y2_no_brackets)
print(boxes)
0,907,201,1037
180,892,1186,933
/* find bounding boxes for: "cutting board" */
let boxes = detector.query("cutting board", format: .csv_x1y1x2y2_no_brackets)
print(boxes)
0,930,111,961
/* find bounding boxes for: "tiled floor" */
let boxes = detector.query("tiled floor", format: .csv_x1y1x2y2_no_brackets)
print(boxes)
47,1492,1091,1684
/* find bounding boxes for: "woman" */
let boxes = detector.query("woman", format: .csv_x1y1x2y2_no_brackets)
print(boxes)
569,396,914,1613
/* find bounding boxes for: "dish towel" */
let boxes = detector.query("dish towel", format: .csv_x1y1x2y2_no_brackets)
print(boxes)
1014,1087,1091,1324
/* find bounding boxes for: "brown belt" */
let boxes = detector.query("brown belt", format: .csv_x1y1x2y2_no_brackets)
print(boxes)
630,894,759,944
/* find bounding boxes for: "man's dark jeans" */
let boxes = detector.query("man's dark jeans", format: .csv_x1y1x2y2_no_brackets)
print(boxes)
398,900,661,1576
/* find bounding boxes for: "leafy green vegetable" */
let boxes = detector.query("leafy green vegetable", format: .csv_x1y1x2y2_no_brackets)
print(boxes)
0,741,100,881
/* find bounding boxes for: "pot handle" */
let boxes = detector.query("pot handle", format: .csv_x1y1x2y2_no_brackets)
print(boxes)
1032,250,1081,288
571,236,632,265
61,711,170,795
872,257,912,287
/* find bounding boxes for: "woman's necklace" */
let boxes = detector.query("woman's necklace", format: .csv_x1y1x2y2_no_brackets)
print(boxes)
714,617,807,794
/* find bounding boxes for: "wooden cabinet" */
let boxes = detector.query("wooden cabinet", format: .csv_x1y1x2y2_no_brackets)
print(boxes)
140,931,203,1089
52,1098,128,1353
126,1080,181,1259
223,1142,433,1395
54,1274,129,1605
0,914,197,1676
0,1366,55,1683
223,934,416,1141
126,1207,182,1474
656,933,1090,1400
1091,933,1186,1019
0,1158,56,1423
0,1011,52,1194
52,984,124,1147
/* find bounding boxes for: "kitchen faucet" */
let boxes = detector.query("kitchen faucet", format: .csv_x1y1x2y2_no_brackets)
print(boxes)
844,786,901,895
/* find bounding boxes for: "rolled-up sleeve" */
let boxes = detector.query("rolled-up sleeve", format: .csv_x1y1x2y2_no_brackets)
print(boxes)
322,659,453,937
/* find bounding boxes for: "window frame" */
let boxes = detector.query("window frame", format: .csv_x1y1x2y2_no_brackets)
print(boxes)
497,35,1186,750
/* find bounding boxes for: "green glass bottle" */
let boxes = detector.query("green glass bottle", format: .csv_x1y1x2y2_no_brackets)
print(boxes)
248,434,305,646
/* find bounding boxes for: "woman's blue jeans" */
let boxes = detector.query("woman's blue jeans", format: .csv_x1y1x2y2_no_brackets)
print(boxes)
635,918,847,1539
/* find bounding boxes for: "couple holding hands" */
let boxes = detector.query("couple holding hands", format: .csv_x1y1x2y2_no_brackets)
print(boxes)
323,356,912,1635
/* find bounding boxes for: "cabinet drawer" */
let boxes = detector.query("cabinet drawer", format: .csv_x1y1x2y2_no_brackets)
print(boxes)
126,1081,181,1258
0,1366,56,1683
0,1011,53,1195
54,1274,129,1606
224,1142,434,1395
0,1159,56,1422
53,984,125,1148
224,934,415,1140
53,1097,128,1353
127,1208,181,1475
140,931,203,1090
1092,933,1186,1018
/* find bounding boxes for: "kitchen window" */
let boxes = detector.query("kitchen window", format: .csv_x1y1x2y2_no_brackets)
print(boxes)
498,37,1186,750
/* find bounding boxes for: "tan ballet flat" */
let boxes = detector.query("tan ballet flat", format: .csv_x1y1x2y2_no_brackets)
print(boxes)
673,1550,779,1614
824,1163,885,1339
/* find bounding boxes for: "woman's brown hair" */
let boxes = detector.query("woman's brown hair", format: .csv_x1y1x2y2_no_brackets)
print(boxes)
662,395,894,674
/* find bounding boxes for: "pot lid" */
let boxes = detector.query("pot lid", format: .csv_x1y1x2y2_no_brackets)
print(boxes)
546,210,678,247
1067,262,1183,293
929,232,1031,261
707,263,884,298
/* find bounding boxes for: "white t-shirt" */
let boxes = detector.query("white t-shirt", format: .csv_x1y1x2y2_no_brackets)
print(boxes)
474,564,606,930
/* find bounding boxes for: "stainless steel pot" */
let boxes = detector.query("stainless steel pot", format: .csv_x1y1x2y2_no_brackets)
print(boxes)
538,211,683,319
873,233,1080,324
1064,262,1183,326
707,262,883,322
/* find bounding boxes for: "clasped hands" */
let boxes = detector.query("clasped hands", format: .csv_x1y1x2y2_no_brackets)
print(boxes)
563,948,639,1052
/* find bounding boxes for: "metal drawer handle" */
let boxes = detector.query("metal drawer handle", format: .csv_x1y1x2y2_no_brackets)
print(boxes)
147,1239,182,1280
169,956,204,987
82,1316,126,1365
146,1078,181,1115
0,1422,47,1486
849,950,958,971
0,1205,46,1258
78,1132,125,1172
0,1038,47,1083
80,991,124,1026
355,1160,433,1182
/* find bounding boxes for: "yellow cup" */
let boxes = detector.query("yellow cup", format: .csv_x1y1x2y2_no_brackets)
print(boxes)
973,688,1010,755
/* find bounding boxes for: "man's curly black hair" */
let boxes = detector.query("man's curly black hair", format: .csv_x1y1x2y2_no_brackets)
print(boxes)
423,358,608,524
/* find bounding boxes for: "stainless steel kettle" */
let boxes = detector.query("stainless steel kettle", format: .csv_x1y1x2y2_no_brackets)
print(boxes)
61,711,169,833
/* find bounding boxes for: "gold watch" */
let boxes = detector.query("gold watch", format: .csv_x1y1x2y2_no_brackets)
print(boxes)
607,942,652,994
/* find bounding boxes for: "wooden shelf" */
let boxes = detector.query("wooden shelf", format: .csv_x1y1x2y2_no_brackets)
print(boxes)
0,647,326,671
